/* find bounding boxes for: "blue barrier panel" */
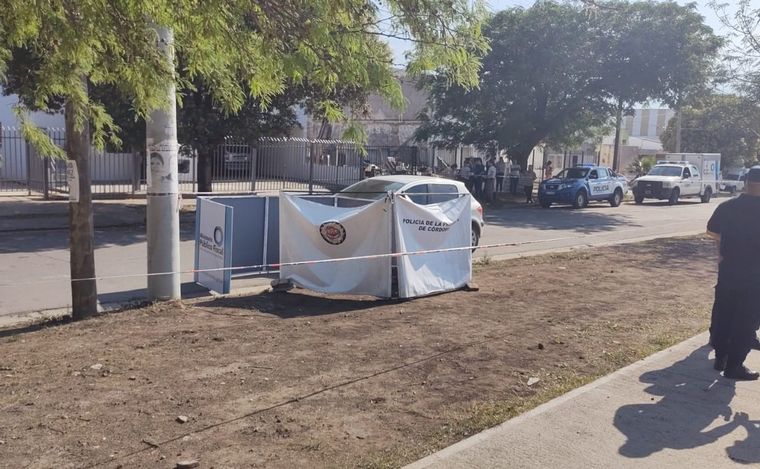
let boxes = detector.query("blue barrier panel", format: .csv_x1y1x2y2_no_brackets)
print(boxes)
195,195,281,293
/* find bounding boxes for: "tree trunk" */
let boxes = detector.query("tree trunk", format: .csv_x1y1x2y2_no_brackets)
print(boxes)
674,109,682,153
613,100,623,172
197,149,213,194
66,77,98,319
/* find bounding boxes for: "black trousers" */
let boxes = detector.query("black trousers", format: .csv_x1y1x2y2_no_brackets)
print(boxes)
524,185,533,202
710,284,760,370
509,177,519,194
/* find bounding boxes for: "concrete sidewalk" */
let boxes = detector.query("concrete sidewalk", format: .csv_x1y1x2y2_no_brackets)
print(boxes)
407,332,760,468
0,195,197,232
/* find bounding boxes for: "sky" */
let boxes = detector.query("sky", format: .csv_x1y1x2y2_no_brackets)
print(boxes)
388,0,734,65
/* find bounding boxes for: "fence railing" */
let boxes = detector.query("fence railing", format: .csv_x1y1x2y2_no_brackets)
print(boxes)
0,128,372,198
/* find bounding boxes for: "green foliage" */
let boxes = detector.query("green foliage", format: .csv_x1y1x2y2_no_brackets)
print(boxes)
416,1,721,168
710,0,760,101
661,94,760,169
629,155,656,175
0,0,488,153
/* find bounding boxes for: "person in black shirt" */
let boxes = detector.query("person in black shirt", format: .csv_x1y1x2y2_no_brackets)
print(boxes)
707,166,760,380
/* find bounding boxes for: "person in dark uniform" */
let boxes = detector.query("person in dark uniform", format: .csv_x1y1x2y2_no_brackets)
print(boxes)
707,166,760,380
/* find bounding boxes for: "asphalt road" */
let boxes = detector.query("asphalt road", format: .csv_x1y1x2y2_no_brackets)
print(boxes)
0,198,721,317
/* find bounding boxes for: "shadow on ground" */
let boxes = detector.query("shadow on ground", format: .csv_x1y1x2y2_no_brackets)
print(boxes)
620,236,714,272
614,345,760,463
195,290,395,319
483,203,641,234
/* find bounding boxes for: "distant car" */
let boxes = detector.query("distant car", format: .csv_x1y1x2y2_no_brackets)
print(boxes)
538,164,629,209
339,175,485,247
222,145,253,173
720,169,748,194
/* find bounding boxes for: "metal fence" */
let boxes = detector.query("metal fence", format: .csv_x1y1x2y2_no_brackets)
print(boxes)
0,127,366,198
255,138,362,192
365,145,433,174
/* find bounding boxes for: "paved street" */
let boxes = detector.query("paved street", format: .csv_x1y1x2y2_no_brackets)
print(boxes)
0,197,722,317
478,198,717,260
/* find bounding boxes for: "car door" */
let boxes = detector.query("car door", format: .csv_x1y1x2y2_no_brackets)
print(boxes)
593,168,613,199
681,167,695,195
587,169,605,200
690,165,702,195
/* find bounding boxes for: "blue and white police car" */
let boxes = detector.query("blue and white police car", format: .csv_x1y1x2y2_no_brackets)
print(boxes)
538,164,629,209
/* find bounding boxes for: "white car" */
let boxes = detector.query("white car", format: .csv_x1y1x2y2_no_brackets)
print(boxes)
720,169,748,194
339,175,485,247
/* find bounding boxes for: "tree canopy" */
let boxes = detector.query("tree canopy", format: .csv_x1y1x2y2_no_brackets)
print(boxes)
415,0,722,168
661,94,760,169
0,0,488,151
710,0,760,101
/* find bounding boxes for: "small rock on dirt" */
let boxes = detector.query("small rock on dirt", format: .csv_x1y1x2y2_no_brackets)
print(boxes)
175,460,199,469
176,415,189,424
537,343,545,350
463,282,480,292
142,438,160,448
90,364,104,370
527,377,540,386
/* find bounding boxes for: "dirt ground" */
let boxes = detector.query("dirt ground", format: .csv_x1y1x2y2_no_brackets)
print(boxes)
0,236,717,469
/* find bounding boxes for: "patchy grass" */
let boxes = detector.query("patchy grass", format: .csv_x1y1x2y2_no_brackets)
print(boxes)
358,308,709,469
0,237,715,469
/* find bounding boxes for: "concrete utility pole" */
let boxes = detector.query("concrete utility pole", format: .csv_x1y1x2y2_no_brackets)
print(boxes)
146,26,181,300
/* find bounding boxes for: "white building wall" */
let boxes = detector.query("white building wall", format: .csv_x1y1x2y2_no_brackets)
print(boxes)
0,93,65,129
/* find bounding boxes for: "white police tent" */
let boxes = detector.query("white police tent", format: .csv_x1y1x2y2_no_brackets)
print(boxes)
195,191,472,298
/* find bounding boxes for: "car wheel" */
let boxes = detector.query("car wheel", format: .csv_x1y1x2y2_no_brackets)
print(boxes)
634,193,644,204
471,224,480,252
668,187,680,205
573,190,588,209
701,187,712,204
609,189,623,207
540,200,551,209
701,187,712,203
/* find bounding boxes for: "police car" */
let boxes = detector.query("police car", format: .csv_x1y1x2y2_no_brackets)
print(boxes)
538,164,629,209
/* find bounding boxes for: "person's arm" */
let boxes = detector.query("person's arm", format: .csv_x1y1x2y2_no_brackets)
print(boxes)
706,206,723,263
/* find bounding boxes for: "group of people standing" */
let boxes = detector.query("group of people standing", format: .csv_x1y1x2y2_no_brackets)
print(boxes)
448,157,542,203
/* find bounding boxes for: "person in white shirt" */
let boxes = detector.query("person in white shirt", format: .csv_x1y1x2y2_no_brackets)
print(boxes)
496,157,507,192
485,159,497,202
509,162,521,195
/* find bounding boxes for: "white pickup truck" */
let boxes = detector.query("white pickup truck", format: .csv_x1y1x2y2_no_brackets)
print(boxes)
632,153,720,205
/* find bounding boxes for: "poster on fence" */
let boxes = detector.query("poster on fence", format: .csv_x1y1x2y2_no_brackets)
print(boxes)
394,194,472,298
195,198,233,294
279,194,392,298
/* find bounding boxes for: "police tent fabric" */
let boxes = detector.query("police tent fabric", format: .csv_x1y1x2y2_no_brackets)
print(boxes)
279,193,393,298
394,194,472,298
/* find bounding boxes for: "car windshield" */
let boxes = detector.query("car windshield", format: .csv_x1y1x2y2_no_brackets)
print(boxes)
648,166,682,177
339,179,406,200
556,168,589,179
